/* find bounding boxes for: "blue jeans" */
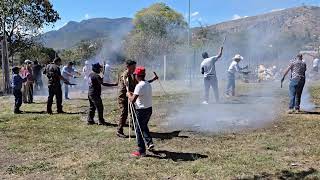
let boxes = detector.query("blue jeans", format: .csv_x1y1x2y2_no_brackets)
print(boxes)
64,84,69,98
289,79,305,110
226,72,236,96
135,107,153,153
204,76,219,102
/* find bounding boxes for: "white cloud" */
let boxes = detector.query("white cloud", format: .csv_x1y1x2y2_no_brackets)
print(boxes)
232,14,248,20
85,13,90,19
191,11,199,17
270,8,284,12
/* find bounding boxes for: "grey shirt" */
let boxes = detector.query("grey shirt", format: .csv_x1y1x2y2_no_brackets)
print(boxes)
200,56,219,77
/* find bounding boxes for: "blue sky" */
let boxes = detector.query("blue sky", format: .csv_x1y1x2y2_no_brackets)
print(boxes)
45,0,320,32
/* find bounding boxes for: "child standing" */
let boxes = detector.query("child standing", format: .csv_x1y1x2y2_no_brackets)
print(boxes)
87,63,118,125
12,67,27,114
127,66,154,157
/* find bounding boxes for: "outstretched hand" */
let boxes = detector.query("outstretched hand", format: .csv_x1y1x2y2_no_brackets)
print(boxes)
153,72,159,81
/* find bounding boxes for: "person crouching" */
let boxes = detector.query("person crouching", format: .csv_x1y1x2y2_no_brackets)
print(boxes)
87,63,118,125
127,66,154,157
12,67,27,114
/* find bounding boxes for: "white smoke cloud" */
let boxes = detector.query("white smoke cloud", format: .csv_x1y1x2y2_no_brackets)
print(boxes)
232,14,248,20
84,13,90,19
191,11,199,17
270,8,285,12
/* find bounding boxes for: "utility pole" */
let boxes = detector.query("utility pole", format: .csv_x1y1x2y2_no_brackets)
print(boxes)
1,11,10,94
188,0,192,87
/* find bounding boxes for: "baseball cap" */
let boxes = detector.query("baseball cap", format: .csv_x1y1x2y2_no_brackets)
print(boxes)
134,66,146,76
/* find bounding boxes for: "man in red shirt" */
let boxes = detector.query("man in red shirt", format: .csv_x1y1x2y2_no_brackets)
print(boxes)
21,60,34,103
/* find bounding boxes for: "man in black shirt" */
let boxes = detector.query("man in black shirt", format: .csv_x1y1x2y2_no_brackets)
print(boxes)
87,63,118,125
32,60,43,92
45,57,70,114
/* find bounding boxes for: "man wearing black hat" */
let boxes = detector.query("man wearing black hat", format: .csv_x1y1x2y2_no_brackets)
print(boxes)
87,63,118,125
45,57,70,114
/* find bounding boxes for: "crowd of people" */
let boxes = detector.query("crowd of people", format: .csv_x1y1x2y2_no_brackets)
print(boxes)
9,49,319,156
11,57,158,157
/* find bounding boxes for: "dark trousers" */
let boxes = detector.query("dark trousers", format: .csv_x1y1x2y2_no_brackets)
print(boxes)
34,78,43,91
13,89,22,112
289,79,305,110
135,107,153,153
117,98,128,133
88,95,105,123
22,82,33,103
47,85,63,113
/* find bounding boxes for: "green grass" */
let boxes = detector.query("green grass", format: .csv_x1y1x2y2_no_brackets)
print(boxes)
0,83,320,179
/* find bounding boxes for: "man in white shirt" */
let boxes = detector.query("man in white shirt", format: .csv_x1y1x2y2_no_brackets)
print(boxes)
103,62,112,83
82,61,92,91
127,66,154,157
200,47,223,104
312,57,319,72
225,54,248,97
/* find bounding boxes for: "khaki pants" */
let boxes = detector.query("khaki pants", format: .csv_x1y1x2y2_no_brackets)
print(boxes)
22,82,33,103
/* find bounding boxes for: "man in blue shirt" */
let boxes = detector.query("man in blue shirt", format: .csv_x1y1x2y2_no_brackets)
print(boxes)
62,62,80,99
12,67,27,114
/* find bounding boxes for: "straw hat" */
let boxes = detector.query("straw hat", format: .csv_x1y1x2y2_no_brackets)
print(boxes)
232,54,243,60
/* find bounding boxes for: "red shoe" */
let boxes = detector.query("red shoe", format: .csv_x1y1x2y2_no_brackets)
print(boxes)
131,151,146,157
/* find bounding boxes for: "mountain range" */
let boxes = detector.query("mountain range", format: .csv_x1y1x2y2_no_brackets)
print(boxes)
41,6,320,50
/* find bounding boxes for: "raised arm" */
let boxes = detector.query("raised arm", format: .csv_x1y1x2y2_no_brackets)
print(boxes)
216,47,224,59
147,72,159,83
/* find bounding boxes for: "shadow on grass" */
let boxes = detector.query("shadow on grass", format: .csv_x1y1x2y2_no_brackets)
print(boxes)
236,168,317,180
150,131,189,140
147,150,208,162
123,131,189,140
22,111,87,115
296,111,320,115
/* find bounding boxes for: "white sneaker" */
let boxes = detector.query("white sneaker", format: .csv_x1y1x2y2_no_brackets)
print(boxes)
202,101,209,105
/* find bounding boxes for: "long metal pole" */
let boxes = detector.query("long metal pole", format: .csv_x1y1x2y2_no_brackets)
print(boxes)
188,0,192,87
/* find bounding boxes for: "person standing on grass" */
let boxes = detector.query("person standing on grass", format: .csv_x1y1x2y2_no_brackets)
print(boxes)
11,67,27,114
225,54,248,97
45,57,70,114
21,60,34,103
281,54,307,114
200,47,223,104
32,60,43,92
62,62,80,99
116,60,158,138
127,66,155,157
87,63,118,125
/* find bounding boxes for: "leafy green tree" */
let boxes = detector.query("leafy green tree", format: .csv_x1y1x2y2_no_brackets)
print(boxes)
0,0,60,56
125,3,187,63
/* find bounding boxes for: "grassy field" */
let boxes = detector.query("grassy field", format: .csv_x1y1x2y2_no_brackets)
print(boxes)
0,83,320,179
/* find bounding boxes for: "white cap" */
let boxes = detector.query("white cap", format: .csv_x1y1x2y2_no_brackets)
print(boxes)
85,60,89,65
232,54,243,60
24,59,32,64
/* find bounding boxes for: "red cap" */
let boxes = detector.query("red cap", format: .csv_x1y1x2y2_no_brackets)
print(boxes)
134,66,146,76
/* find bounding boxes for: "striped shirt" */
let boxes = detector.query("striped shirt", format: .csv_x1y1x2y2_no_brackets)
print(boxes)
289,59,306,80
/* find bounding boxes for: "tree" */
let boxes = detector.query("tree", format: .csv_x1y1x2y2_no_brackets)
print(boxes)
20,44,56,65
124,3,187,63
0,0,60,56
0,0,59,93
